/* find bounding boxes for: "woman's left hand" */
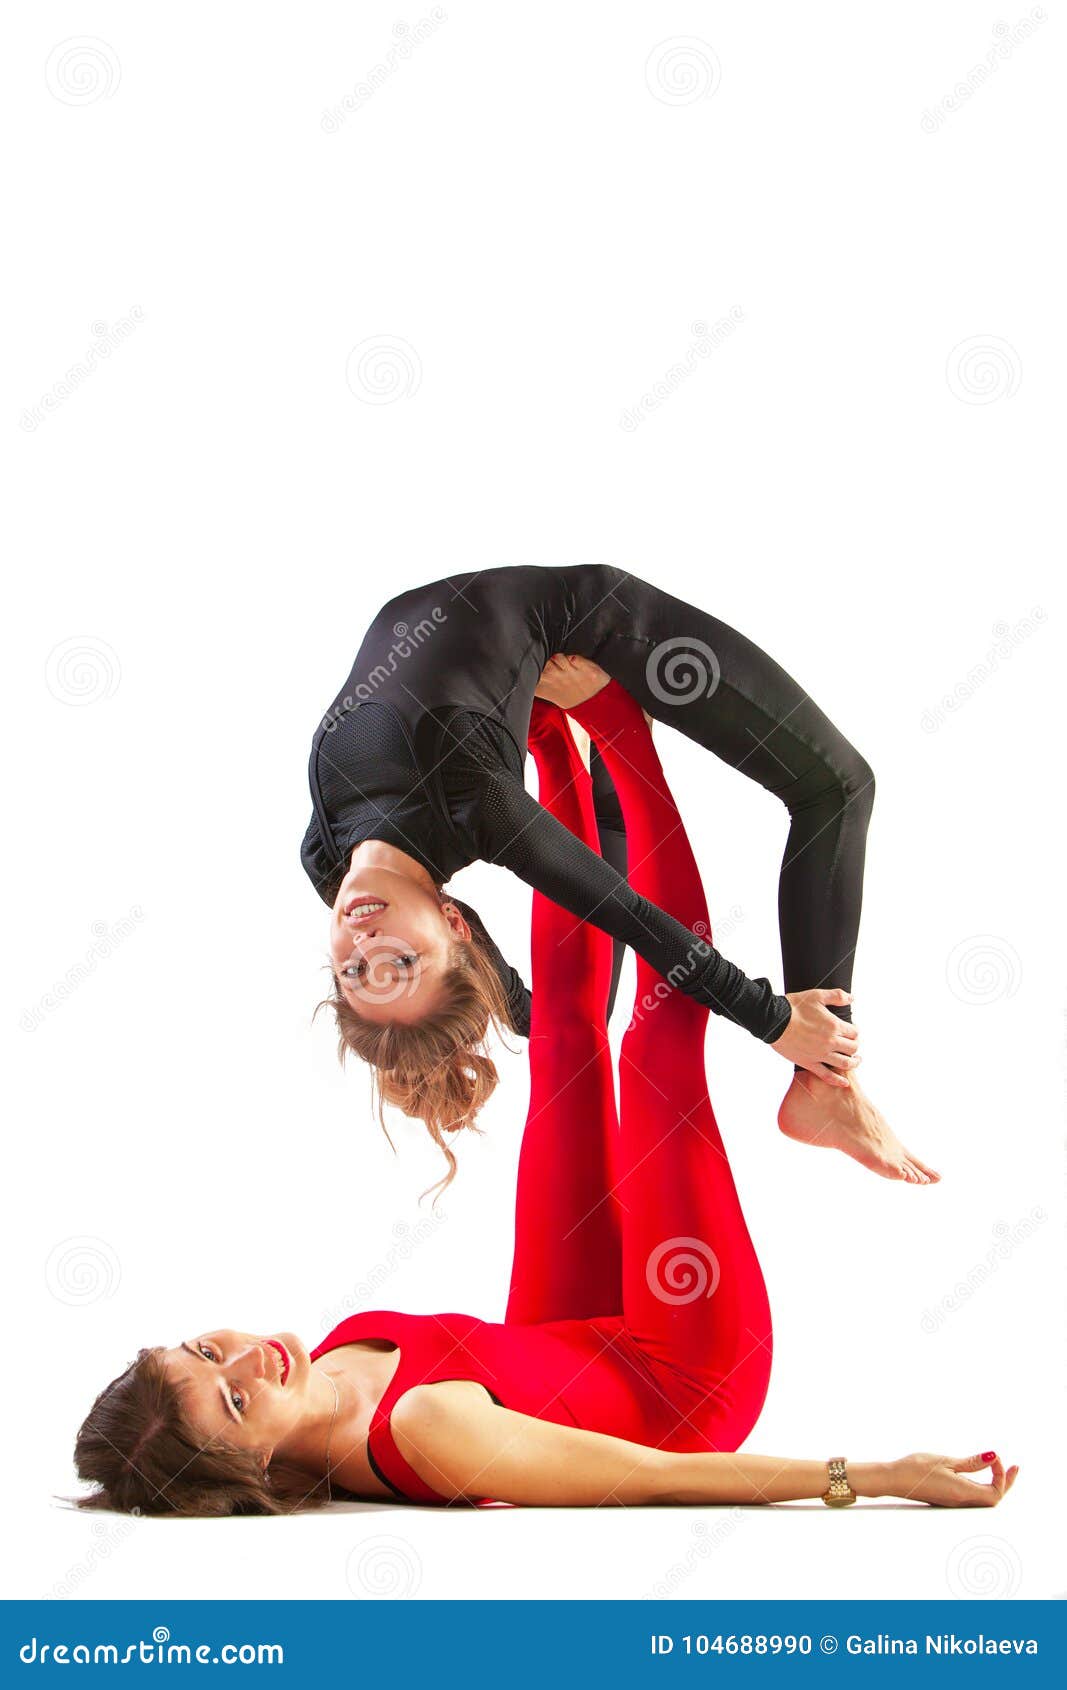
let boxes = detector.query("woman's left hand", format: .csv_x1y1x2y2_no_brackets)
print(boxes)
884,1451,1019,1507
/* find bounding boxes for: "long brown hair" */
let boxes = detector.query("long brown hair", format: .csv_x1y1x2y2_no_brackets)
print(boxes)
72,1349,332,1516
323,931,514,1194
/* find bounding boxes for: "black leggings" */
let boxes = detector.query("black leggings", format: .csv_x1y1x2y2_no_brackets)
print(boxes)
565,568,875,1019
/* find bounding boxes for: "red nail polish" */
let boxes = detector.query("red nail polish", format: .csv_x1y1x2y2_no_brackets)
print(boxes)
981,1451,995,1462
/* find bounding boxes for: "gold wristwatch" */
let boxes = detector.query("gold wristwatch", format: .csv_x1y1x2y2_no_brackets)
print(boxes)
821,1456,857,1507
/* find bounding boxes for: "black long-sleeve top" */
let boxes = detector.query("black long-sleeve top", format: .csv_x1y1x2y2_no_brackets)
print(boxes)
302,631,791,1044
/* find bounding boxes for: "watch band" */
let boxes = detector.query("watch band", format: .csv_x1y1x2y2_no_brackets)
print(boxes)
821,1455,857,1507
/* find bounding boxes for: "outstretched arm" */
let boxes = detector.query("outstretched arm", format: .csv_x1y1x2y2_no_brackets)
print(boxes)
448,739,630,1040
391,1384,1018,1510
475,767,795,1044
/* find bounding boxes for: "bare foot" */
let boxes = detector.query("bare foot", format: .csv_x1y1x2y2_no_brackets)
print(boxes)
534,653,611,710
778,1072,941,1185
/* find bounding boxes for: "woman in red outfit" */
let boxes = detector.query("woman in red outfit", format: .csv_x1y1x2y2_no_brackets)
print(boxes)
73,681,1012,1515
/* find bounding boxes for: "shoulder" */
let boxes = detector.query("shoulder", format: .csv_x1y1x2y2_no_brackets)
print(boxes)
390,1381,497,1496
442,729,531,855
391,1379,493,1438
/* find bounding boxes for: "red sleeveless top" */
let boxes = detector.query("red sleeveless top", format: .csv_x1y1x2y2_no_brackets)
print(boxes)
310,1308,713,1505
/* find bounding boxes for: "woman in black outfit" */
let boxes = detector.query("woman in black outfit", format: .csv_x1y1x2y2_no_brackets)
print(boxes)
302,564,937,1188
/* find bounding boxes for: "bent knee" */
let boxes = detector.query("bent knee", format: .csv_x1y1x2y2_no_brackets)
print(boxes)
841,748,875,811
787,744,875,820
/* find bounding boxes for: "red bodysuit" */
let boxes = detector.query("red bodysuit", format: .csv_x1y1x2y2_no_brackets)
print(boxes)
312,683,773,1504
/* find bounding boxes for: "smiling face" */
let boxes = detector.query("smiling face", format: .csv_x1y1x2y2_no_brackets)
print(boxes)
161,1330,312,1460
329,865,470,1024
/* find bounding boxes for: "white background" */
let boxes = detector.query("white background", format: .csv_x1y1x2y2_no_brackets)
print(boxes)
2,0,1063,1603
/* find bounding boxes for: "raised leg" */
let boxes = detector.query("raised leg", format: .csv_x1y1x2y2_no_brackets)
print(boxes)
558,597,942,1187
589,742,628,1022
569,680,773,1450
505,702,622,1324
566,571,874,1019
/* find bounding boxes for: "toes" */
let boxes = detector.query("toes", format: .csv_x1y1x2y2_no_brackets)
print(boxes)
875,1158,911,1182
905,1153,941,1184
901,1160,932,1185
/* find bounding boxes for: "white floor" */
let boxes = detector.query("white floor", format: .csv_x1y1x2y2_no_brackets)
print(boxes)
26,1484,1058,1603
